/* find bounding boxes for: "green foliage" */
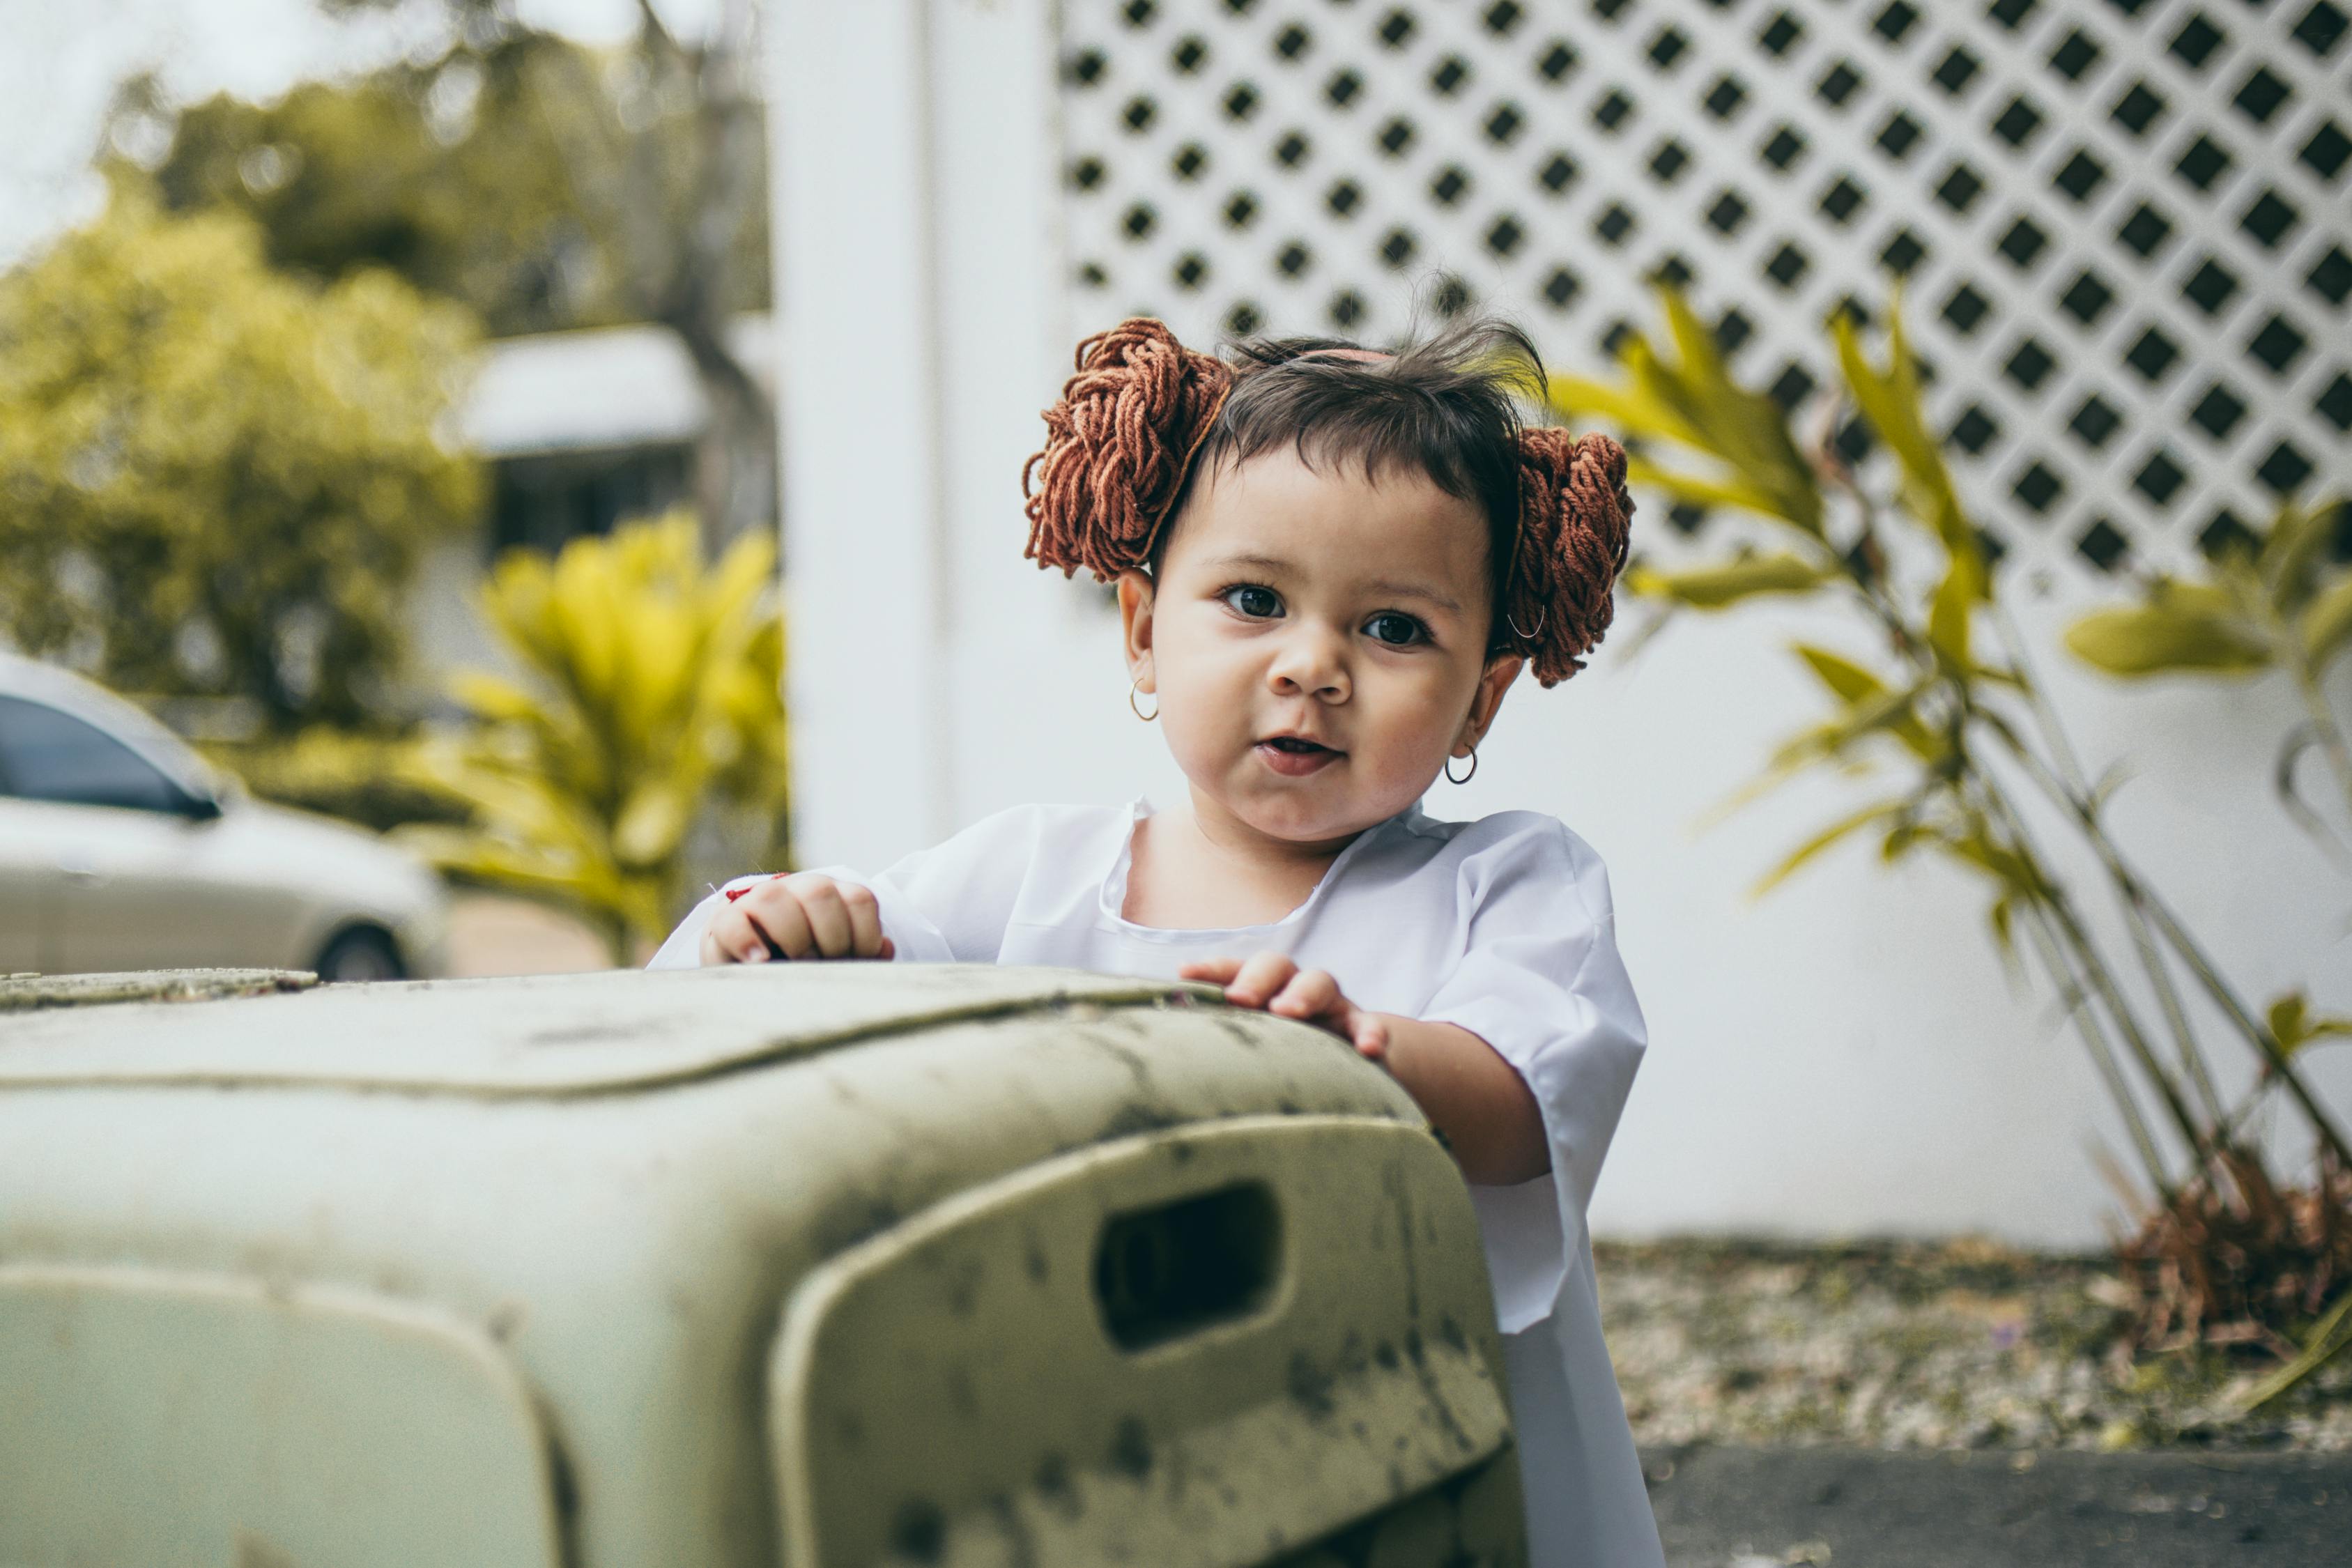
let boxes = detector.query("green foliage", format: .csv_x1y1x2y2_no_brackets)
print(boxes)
2068,583,2275,677
199,727,475,835
1564,288,2352,1387
1622,553,1832,608
2066,500,2352,859
1553,291,1823,537
0,195,481,729
2269,993,2352,1057
399,512,787,961
139,28,769,339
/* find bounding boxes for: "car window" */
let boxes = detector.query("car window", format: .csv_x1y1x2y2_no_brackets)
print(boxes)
0,695,187,813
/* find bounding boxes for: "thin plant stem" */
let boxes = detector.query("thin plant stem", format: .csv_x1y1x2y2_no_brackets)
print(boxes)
1987,605,2231,1128
2234,558,2352,829
1970,776,2215,1166
2289,661,2352,829
2015,891,2174,1197
2132,887,2352,1172
1813,459,2216,1176
1960,608,2346,1165
2032,752,2352,1170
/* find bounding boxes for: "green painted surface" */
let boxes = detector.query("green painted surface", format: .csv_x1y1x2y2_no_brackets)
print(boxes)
771,1117,1518,1567
0,1267,560,1568
0,965,1523,1567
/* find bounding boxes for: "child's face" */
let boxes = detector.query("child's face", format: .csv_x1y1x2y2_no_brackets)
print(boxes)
1121,447,1523,847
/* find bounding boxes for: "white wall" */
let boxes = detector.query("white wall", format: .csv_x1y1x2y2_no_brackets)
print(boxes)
767,1,2351,1250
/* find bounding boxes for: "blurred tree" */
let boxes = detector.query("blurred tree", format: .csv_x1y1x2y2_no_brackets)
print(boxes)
132,0,776,551
400,510,789,961
0,195,481,730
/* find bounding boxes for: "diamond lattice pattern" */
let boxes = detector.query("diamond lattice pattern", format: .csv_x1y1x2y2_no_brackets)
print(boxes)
1059,0,2351,574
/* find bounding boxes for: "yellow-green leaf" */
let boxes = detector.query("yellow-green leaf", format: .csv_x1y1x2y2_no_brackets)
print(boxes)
1832,303,1979,578
613,781,693,869
1753,799,1910,896
1792,644,1887,705
1622,456,1792,520
449,672,542,724
2238,1289,2352,1413
1546,373,1701,448
1551,289,1825,538
2299,574,2352,668
2066,583,2272,677
1987,893,2017,955
1942,832,2050,901
2269,992,2352,1054
1624,553,1831,608
2259,499,2337,615
1926,557,1981,672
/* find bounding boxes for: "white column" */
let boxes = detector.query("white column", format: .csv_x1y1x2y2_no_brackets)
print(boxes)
769,0,1178,863
767,0,953,870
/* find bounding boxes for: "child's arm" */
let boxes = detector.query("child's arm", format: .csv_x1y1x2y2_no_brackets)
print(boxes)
1178,955,1549,1187
646,804,1084,969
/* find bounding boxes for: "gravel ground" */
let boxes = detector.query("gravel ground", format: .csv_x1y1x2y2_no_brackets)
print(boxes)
1596,1237,2352,1454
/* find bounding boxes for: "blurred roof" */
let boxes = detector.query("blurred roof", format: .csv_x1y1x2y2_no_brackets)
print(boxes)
457,314,774,460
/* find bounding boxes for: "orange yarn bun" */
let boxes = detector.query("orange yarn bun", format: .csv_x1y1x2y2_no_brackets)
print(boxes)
1022,318,1234,581
1509,428,1634,686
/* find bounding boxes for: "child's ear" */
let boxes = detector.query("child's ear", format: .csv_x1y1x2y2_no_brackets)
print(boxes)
1116,569,1158,687
1454,654,1525,755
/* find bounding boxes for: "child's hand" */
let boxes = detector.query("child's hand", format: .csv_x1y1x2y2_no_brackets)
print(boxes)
1178,955,1390,1061
700,873,896,965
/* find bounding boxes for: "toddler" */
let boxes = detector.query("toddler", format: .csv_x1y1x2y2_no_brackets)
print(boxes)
650,316,1662,1567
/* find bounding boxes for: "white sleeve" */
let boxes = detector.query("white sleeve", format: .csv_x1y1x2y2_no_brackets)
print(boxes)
1417,816,1647,1325
643,806,1050,969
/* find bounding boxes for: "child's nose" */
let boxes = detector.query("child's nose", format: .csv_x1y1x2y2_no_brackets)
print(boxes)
1266,623,1351,701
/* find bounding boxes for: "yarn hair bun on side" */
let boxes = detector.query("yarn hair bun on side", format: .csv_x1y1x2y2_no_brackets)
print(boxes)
1022,318,1233,581
1509,427,1634,687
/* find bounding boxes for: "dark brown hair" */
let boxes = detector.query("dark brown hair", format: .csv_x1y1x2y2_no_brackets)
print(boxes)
1022,316,1632,685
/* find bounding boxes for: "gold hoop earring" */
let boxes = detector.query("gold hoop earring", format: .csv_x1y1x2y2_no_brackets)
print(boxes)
1128,676,1159,723
1445,748,1477,785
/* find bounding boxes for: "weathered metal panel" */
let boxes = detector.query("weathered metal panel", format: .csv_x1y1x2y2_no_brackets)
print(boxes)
0,1266,561,1568
770,1116,1519,1567
0,966,1516,1566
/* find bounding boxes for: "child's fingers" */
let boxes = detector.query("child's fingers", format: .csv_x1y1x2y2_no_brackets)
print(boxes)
785,875,856,958
876,935,896,961
1350,1012,1390,1061
1178,957,1244,984
836,881,887,958
1268,967,1342,1022
1223,952,1300,1007
739,886,813,959
704,907,772,964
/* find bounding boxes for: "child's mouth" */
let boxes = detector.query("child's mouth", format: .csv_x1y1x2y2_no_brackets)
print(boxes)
1256,735,1342,776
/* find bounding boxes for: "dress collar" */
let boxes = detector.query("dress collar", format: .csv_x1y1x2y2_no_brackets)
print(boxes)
1096,797,1409,941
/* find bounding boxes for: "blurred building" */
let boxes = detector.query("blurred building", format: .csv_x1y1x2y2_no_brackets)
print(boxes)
459,313,776,556
766,1,2349,1246
406,313,776,682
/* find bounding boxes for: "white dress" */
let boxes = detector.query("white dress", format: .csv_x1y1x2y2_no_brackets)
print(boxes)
650,800,1665,1568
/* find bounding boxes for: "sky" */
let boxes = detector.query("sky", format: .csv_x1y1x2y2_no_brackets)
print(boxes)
0,0,725,267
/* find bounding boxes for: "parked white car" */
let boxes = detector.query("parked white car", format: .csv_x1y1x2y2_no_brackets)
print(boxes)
0,656,447,981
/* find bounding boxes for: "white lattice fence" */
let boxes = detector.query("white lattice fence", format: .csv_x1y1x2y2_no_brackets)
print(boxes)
1059,0,2351,579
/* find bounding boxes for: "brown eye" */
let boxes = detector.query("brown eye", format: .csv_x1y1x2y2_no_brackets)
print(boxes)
1222,585,1282,618
1365,612,1426,646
